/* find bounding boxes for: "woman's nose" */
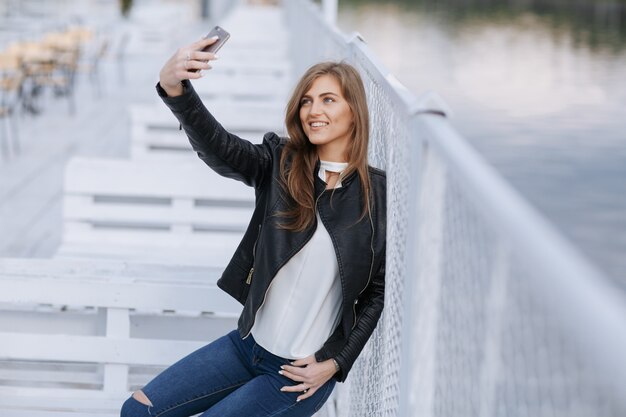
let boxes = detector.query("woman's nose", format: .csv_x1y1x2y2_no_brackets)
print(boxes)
310,100,323,115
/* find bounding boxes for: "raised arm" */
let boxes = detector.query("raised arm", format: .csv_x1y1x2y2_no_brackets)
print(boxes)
159,36,216,97
157,37,274,188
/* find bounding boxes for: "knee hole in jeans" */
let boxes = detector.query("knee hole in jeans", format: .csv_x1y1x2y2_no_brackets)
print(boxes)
121,392,152,417
133,389,154,406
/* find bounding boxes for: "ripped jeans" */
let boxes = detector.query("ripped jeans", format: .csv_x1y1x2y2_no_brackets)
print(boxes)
120,330,336,417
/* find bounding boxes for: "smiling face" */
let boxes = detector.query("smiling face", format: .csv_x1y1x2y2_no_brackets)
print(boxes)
299,74,354,162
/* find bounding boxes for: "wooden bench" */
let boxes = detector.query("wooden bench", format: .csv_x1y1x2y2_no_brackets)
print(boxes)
0,257,241,417
56,157,254,267
130,101,284,159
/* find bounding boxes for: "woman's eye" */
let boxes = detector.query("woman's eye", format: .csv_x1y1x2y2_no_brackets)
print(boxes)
323,97,334,103
300,98,311,105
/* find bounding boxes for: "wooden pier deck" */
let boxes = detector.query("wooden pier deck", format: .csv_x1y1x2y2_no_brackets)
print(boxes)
0,3,290,259
0,34,154,259
0,2,303,415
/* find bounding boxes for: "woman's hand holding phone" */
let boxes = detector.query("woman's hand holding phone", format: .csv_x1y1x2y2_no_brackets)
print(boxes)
158,35,222,97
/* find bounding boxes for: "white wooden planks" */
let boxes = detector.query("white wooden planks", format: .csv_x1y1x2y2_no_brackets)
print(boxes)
56,157,254,266
0,258,240,412
0,1,298,415
129,100,284,159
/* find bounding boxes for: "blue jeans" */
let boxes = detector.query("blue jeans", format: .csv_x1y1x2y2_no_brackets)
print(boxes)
120,330,336,417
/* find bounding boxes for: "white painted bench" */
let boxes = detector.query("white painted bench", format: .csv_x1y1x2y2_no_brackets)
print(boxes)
221,3,289,41
130,101,284,159
193,70,291,102
186,39,292,101
209,59,291,78
0,257,241,417
56,157,255,267
123,4,192,56
201,25,290,64
218,46,290,66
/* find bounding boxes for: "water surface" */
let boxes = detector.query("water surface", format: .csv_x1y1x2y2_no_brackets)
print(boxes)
339,0,626,288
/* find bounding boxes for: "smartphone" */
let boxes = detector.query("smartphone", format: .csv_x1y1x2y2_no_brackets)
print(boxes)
203,26,230,53
190,26,230,73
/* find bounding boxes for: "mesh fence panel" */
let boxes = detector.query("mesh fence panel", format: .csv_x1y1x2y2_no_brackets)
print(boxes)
286,2,626,417
400,123,625,417
409,127,625,417
342,53,407,417
431,156,495,417
491,254,618,417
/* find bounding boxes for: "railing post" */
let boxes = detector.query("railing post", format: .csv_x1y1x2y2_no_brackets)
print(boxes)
397,116,448,417
477,243,510,416
396,113,426,417
322,0,338,25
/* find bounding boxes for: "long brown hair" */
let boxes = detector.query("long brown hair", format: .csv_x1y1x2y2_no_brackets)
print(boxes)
278,61,371,231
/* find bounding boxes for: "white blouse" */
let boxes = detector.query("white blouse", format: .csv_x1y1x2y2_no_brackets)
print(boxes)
250,160,348,359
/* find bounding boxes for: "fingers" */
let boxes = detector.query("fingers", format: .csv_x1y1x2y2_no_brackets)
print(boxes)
180,46,218,77
181,50,216,67
182,57,212,73
280,382,320,402
186,36,221,63
173,65,205,81
278,356,318,382
186,49,220,63
192,35,219,50
289,355,314,367
279,364,305,380
159,37,221,93
278,364,319,402
296,385,319,402
278,358,337,403
280,382,308,393
181,69,205,80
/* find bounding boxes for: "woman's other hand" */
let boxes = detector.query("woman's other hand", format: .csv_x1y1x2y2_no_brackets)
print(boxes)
158,36,220,97
279,355,336,402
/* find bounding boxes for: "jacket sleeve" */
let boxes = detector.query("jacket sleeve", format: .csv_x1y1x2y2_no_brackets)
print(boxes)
333,251,386,382
157,80,274,188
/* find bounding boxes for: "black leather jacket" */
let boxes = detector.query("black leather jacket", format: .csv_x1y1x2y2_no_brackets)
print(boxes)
158,81,386,382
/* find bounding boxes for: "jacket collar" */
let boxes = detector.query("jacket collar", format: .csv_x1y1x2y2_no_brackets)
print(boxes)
313,158,358,194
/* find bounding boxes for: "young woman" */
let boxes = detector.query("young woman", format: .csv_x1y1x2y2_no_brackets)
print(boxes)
121,36,386,417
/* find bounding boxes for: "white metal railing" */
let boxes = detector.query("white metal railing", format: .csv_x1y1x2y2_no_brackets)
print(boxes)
286,1,626,416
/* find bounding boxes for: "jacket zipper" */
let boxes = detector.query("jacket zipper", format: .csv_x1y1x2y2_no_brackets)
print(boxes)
246,224,262,284
352,205,376,329
246,268,254,285
243,190,326,339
